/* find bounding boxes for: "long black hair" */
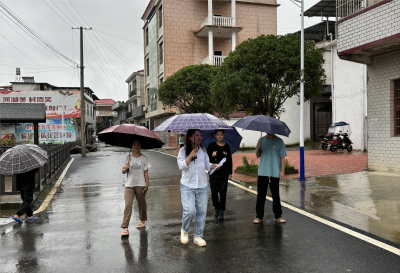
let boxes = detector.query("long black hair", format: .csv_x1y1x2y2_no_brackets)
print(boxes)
185,129,204,159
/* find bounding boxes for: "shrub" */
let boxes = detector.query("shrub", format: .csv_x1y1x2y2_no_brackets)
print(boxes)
285,159,295,171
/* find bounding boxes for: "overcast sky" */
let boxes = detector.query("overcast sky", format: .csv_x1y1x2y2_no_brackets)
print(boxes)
0,0,321,102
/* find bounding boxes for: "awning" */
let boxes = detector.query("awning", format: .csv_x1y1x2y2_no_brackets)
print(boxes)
304,0,336,18
0,103,46,123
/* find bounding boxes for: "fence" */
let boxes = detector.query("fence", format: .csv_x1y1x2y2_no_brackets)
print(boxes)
336,0,386,19
0,143,73,196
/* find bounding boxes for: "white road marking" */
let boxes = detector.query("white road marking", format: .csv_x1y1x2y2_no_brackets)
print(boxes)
154,150,400,257
33,158,74,214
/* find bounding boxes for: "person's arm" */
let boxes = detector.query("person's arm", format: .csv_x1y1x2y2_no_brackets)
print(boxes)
37,166,42,173
256,140,262,158
280,156,285,180
143,170,149,193
226,145,233,179
177,147,193,170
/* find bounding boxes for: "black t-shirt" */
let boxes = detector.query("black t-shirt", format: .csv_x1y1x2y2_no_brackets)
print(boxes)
16,168,39,191
207,142,233,177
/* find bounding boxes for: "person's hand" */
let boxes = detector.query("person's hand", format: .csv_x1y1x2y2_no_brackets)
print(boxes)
212,151,217,157
143,185,149,193
280,171,285,180
190,148,198,159
211,164,218,169
122,163,129,173
228,174,232,179
257,141,262,150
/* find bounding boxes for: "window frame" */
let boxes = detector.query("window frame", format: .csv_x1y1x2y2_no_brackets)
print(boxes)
145,28,149,46
146,58,150,77
159,5,163,28
394,80,400,136
159,42,163,65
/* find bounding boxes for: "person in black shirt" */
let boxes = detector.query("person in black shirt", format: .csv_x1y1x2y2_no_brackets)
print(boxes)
206,130,233,220
12,167,41,223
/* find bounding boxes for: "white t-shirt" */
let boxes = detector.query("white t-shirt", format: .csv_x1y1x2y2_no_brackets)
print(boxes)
123,154,151,187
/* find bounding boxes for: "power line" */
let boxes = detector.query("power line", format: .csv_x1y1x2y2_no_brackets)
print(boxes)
67,0,90,26
42,0,74,27
60,0,84,26
0,12,74,67
94,29,143,45
0,1,78,66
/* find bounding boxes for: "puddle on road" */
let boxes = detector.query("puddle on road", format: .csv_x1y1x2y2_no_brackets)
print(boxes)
238,171,400,245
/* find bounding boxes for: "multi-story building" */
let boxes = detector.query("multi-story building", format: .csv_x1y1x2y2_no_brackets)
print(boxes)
142,0,278,146
125,70,148,127
336,0,400,172
1,76,97,144
95,99,117,130
112,101,127,125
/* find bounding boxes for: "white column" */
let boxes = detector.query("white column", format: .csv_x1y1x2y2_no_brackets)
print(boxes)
232,32,236,51
208,30,214,65
208,0,213,25
231,0,236,27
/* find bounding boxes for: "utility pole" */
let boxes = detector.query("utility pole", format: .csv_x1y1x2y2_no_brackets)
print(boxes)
73,26,91,157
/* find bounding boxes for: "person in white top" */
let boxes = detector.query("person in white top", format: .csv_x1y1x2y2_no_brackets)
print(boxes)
120,140,151,237
177,129,218,247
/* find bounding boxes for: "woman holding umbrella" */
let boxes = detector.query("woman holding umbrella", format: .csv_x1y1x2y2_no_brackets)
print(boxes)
177,129,219,247
206,130,233,221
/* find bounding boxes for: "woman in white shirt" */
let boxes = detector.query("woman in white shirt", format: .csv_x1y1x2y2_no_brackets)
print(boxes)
177,129,218,247
120,140,151,237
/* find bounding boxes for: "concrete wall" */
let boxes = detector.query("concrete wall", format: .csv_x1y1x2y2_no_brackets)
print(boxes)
223,97,310,147
332,45,368,150
367,49,400,172
337,0,400,53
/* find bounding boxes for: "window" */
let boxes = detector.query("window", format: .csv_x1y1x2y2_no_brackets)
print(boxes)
159,42,163,65
146,58,150,77
129,84,131,92
160,78,164,85
395,80,400,136
147,88,150,105
214,50,222,56
159,5,163,28
145,28,149,46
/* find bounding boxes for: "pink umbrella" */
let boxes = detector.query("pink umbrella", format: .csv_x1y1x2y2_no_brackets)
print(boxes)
98,124,164,149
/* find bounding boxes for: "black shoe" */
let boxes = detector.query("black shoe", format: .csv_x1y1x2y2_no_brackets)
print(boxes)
214,209,219,217
218,210,224,221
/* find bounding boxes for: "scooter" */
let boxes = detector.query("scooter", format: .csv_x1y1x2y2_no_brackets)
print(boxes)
318,133,333,151
327,132,353,152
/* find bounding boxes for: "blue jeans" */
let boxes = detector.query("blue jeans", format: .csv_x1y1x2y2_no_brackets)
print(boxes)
180,184,208,237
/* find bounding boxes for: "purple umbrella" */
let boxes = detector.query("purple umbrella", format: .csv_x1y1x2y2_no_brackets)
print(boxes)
153,114,232,132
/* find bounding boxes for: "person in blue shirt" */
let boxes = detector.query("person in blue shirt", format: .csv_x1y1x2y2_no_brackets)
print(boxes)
253,133,287,224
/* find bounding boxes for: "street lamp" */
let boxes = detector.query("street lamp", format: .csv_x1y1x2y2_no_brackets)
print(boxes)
58,90,72,144
293,0,306,181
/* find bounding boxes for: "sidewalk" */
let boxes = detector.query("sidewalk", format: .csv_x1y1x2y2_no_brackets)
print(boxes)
232,150,368,182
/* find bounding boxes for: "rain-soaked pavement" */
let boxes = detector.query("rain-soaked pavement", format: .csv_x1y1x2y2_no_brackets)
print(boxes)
1,145,400,272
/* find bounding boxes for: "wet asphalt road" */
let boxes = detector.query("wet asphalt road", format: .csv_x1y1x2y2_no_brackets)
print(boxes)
1,147,400,273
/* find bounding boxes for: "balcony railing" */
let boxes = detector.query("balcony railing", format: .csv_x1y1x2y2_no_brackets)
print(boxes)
200,16,234,28
132,105,145,119
201,56,227,66
337,0,386,19
129,88,137,98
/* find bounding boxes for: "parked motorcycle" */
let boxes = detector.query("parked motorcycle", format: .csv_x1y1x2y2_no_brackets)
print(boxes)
318,133,333,150
320,122,353,152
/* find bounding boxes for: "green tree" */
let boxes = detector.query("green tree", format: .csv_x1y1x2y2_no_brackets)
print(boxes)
211,34,326,118
96,120,104,134
158,64,218,113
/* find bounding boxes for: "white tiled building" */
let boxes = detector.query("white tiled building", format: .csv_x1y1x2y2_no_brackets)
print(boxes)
336,0,400,172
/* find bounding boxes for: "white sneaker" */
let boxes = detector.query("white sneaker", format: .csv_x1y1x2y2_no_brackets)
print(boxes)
181,229,189,245
193,237,207,247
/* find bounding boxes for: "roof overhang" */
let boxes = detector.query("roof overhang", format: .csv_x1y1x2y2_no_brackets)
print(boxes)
0,103,46,123
194,26,243,38
304,0,336,18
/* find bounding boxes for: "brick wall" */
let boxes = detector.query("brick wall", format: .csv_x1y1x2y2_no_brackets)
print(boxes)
367,49,400,172
337,0,400,53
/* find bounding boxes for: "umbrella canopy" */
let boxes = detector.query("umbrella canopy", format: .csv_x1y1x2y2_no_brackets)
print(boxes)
98,124,164,149
153,113,232,132
0,144,48,176
232,115,291,137
201,128,243,154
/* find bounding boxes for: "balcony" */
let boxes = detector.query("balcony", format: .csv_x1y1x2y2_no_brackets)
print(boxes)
126,111,132,119
201,16,234,28
195,16,242,39
132,105,145,119
129,88,137,99
201,56,227,67
337,0,400,64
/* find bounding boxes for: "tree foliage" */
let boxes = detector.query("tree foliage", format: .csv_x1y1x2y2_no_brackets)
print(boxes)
96,121,104,134
158,64,218,113
211,34,326,118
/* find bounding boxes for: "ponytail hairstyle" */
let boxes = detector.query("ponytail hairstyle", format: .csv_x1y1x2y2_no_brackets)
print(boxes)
185,129,204,159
